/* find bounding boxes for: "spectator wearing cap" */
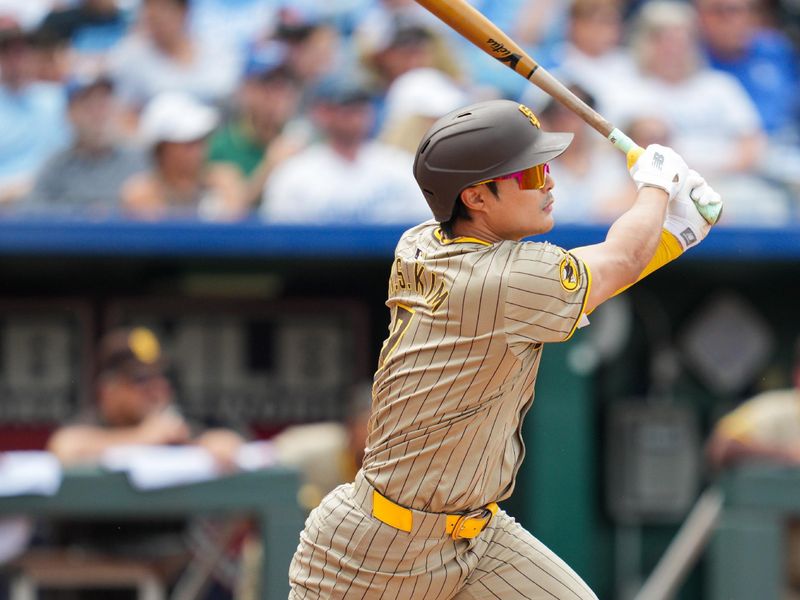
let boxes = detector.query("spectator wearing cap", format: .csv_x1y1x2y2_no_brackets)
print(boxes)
37,0,132,75
107,0,239,111
378,67,468,154
272,5,343,112
23,75,147,218
208,44,306,206
121,92,247,221
538,83,634,224
0,18,68,208
357,14,462,132
358,16,460,94
261,74,429,224
47,326,245,467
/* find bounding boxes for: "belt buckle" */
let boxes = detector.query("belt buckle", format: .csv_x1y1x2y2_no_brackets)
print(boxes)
450,507,493,540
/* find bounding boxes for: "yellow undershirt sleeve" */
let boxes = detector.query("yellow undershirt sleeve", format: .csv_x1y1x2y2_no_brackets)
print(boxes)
612,229,684,298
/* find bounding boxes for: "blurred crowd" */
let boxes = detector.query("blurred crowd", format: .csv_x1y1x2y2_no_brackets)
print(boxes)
0,0,796,226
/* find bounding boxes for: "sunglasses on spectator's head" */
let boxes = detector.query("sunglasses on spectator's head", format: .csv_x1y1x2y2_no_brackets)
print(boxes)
473,163,550,190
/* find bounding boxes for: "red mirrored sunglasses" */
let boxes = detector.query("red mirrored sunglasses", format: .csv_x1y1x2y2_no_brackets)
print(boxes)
474,163,550,190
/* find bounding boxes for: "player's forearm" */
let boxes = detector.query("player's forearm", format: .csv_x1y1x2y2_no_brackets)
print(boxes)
47,425,150,465
578,186,667,290
571,187,667,313
609,229,684,298
605,187,668,276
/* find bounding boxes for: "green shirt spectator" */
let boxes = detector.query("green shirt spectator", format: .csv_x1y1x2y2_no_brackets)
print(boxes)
208,119,264,177
207,43,306,205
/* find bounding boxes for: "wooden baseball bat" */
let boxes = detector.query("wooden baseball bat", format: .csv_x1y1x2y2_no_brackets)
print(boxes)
414,0,721,225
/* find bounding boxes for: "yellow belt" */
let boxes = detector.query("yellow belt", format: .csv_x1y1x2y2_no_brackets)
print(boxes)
372,489,499,540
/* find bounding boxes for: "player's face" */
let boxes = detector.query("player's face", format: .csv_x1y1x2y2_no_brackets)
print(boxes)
484,169,556,240
100,370,173,427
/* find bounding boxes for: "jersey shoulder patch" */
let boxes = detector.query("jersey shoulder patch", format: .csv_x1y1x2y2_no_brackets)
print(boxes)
558,254,581,292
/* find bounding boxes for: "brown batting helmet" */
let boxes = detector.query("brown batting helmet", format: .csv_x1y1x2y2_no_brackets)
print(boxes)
413,99,574,222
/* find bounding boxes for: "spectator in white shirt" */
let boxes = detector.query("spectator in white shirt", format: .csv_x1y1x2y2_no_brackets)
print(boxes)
261,74,430,225
621,1,789,224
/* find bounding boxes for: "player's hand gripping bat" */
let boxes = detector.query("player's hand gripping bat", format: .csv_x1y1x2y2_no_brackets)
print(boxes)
414,0,722,225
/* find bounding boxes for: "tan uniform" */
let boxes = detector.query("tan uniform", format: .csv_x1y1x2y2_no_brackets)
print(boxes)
713,388,800,591
290,221,597,599
715,389,800,446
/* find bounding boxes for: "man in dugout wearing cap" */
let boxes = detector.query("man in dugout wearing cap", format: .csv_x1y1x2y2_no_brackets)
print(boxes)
33,327,247,596
47,326,244,467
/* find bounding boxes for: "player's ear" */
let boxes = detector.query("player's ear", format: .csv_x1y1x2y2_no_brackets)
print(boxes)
460,186,489,214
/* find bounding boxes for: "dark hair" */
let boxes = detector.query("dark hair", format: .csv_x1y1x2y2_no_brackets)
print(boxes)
440,181,498,237
144,0,189,8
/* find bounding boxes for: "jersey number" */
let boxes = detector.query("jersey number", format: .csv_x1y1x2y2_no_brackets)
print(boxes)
378,304,415,368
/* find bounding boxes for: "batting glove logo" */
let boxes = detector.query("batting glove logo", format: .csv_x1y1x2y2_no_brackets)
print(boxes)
652,152,664,170
680,227,698,248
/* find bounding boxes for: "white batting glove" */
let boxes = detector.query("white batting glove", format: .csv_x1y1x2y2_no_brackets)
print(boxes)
664,169,722,250
629,144,689,201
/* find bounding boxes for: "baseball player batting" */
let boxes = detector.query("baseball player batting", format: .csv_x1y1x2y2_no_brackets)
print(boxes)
289,100,722,599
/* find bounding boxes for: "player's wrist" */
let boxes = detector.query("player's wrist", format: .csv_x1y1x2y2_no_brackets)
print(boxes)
664,169,721,251
664,216,702,251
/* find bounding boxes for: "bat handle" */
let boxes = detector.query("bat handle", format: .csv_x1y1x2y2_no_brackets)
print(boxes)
607,128,721,226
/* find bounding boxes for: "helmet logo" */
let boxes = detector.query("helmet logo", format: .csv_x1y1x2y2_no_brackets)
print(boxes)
518,105,541,129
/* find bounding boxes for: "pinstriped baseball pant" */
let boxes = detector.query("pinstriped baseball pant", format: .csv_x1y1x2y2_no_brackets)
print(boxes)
289,472,598,599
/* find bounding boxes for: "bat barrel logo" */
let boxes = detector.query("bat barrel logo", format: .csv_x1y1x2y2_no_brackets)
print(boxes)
486,38,521,70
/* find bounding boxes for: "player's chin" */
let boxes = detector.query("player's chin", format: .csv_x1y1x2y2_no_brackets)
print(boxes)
540,210,555,231
528,217,554,237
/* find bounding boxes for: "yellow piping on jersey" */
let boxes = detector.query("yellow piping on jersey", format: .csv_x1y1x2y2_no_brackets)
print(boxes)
563,257,591,342
434,228,492,247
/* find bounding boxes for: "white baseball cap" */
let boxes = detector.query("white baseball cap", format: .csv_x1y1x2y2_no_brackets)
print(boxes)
384,68,467,123
139,92,219,147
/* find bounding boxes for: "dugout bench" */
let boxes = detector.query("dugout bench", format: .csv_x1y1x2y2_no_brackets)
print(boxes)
0,466,304,600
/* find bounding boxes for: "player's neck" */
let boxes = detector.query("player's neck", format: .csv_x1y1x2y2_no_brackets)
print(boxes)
450,218,505,244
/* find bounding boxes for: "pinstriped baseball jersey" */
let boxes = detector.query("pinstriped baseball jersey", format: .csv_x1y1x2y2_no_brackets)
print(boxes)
362,220,590,513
